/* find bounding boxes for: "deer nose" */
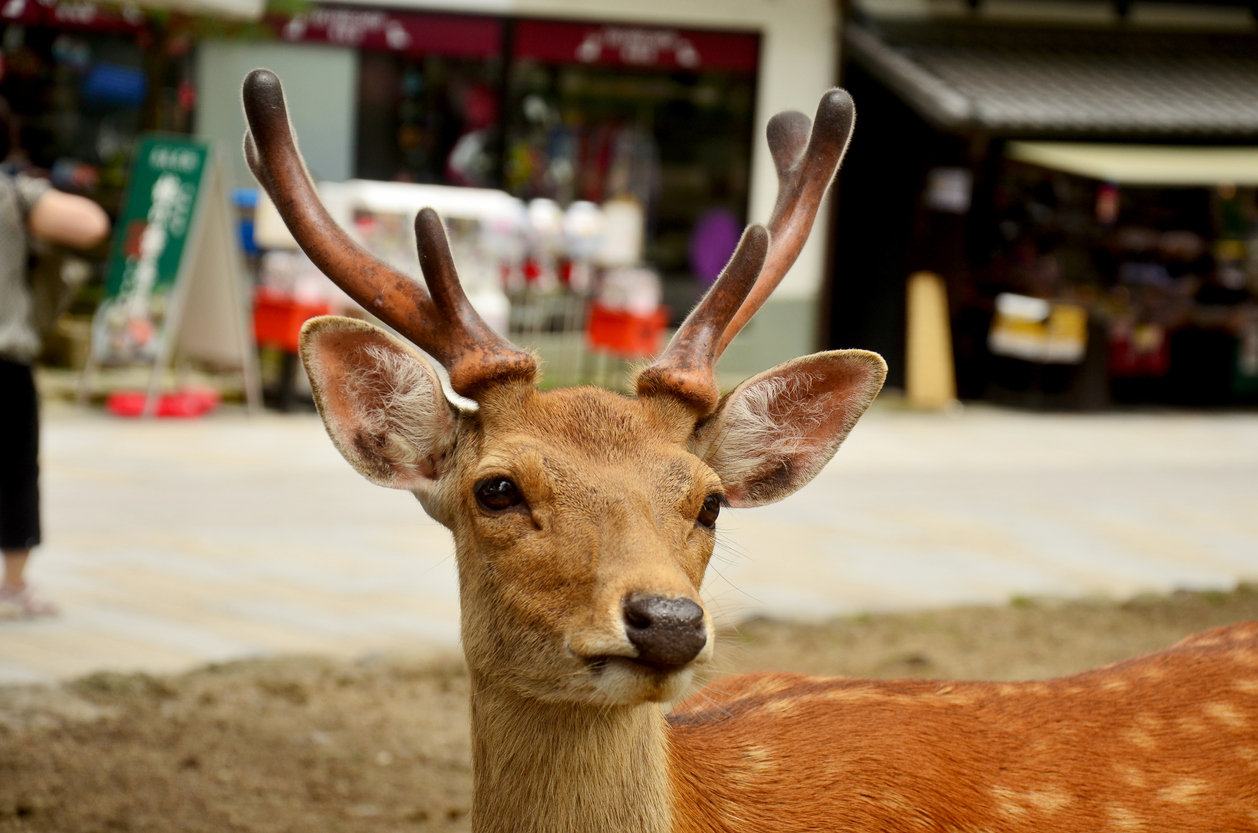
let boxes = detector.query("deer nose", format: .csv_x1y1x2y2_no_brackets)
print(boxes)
623,595,707,668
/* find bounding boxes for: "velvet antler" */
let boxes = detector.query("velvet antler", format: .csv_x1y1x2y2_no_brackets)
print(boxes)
636,89,855,415
242,69,537,398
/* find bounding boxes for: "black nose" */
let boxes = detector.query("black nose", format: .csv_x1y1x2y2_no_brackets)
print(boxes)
623,595,707,669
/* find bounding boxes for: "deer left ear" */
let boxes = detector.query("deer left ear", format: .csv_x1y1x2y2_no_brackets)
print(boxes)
690,350,886,508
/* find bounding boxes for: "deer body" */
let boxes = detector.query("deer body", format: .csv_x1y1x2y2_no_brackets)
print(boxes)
239,70,1258,832
669,624,1258,833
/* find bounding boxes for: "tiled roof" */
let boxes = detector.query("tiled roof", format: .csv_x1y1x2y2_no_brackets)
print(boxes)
845,21,1258,138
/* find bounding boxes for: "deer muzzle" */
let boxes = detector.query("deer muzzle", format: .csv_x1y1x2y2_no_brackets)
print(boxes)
623,594,708,669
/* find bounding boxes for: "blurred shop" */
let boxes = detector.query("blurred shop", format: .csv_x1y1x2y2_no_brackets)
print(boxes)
829,1,1258,408
0,1,193,210
0,0,207,380
209,7,763,397
3,0,839,402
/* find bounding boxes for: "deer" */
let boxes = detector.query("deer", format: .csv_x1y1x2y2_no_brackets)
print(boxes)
241,68,1258,833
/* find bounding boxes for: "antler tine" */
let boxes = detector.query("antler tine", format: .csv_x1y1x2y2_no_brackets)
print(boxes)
636,225,769,415
241,69,537,398
412,208,538,395
716,88,856,354
635,89,853,417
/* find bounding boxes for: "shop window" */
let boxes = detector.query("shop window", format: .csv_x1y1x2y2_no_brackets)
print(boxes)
982,159,1258,405
502,59,756,314
1,24,150,209
355,51,504,188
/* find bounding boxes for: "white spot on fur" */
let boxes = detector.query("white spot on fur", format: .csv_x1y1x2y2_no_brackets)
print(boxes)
992,786,1072,816
763,699,798,718
1204,702,1247,729
742,745,775,773
1159,779,1208,803
1115,764,1147,789
1108,805,1146,830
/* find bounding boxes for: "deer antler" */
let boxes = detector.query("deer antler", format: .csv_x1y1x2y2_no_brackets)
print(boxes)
241,69,537,398
636,89,855,416
635,226,768,413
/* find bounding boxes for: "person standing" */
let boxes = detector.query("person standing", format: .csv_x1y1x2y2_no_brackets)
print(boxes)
0,97,110,618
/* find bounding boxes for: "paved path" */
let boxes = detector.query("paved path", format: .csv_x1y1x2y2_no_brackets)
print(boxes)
1,401,1256,684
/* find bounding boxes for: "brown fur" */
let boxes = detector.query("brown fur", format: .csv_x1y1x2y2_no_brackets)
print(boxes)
266,70,1257,831
301,319,1257,832
670,623,1258,832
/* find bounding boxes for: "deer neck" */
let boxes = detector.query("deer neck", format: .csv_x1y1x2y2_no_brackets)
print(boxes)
468,676,675,833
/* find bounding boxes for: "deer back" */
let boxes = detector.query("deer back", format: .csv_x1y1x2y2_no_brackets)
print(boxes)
668,621,1258,833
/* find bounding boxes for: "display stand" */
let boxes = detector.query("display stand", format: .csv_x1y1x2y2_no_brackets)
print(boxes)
80,135,261,416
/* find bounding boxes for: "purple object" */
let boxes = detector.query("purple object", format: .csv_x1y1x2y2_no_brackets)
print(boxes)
688,209,742,287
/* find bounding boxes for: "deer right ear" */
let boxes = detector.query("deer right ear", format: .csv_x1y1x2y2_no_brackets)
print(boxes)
690,350,886,508
300,317,459,498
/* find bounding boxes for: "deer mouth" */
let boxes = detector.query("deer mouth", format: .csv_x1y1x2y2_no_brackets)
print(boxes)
580,654,698,704
586,655,691,677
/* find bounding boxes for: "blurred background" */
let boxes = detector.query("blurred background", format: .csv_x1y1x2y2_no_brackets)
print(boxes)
3,0,1258,402
1,0,1257,827
0,0,1256,694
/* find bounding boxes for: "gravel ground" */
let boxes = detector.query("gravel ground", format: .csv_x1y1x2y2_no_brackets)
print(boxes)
1,584,1256,833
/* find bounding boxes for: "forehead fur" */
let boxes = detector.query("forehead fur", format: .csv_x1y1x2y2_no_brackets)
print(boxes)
476,385,696,462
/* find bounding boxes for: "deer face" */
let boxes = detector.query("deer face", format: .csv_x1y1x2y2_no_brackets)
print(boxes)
244,69,884,708
449,385,719,705
302,318,884,707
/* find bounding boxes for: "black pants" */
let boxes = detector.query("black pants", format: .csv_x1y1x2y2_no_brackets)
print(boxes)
0,358,40,550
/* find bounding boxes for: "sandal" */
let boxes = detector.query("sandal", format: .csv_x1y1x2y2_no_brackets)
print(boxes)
0,585,59,619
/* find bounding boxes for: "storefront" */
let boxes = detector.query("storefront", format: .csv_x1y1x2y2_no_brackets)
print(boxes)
0,0,190,215
5,0,839,383
192,0,837,381
330,11,760,314
828,8,1258,406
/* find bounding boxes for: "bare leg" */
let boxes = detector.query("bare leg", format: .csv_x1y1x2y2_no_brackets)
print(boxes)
0,549,56,616
2,548,30,590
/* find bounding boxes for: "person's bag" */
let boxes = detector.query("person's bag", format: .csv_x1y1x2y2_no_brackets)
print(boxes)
27,242,90,339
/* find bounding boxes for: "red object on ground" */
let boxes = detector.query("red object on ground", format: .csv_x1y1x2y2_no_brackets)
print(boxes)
586,303,669,359
106,388,221,418
253,287,331,353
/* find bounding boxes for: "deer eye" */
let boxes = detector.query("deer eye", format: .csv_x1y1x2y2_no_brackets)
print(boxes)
475,477,522,511
697,494,723,529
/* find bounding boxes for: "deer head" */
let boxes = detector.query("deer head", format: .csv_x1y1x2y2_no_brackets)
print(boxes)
242,69,885,709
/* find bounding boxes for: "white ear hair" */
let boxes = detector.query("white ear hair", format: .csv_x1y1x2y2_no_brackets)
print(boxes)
692,350,886,507
300,316,459,503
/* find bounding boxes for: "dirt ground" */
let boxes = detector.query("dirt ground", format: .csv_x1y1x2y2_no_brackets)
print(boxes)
2,585,1256,833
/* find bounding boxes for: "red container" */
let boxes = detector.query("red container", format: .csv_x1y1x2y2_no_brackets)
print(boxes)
253,287,331,353
586,303,668,359
106,388,220,418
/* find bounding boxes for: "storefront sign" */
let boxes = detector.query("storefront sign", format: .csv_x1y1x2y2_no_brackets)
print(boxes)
0,0,43,24
515,20,759,74
86,135,260,413
0,0,146,32
271,6,501,59
96,136,208,366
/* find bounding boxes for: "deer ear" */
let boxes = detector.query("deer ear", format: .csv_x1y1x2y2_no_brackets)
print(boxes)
690,350,886,508
300,317,459,496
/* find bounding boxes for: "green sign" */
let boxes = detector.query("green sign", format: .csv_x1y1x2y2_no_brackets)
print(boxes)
94,135,209,365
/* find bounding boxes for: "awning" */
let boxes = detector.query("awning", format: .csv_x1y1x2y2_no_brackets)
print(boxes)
514,19,759,74
845,21,1258,139
148,0,264,19
0,0,266,26
1005,142,1258,187
269,7,502,59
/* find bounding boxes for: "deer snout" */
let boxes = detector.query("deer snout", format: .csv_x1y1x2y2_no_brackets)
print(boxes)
623,595,707,668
